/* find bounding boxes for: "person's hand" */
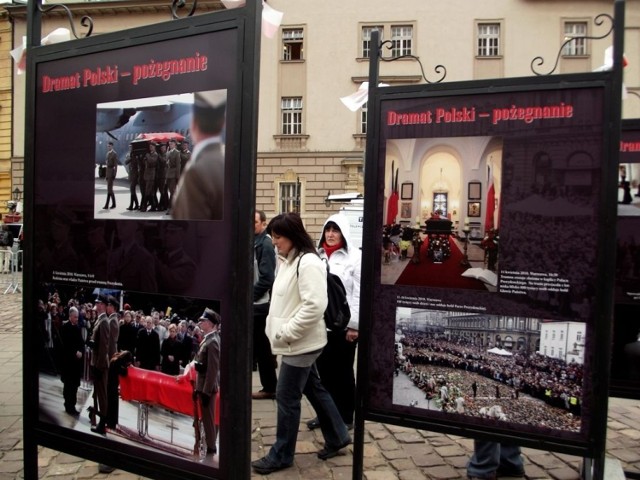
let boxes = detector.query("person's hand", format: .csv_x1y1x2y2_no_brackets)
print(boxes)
75,351,82,359
346,328,359,343
200,393,210,407
168,355,174,362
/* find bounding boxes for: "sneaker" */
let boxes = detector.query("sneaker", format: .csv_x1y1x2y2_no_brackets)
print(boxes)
252,390,276,400
251,456,291,474
317,437,352,460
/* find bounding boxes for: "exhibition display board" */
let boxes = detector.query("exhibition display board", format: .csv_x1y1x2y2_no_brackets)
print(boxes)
611,120,640,399
23,5,260,480
356,72,619,467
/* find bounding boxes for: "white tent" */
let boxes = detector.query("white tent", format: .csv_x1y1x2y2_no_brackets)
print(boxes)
487,347,513,356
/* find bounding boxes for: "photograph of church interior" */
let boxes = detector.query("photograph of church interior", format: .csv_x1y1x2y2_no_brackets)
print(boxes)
381,136,502,291
618,162,640,215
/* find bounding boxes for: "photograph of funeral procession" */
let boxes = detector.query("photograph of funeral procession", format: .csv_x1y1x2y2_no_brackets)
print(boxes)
392,306,584,434
37,283,221,465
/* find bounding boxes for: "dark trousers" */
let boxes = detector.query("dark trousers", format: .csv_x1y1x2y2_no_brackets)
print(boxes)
254,306,277,393
316,329,357,424
92,367,108,417
129,180,139,208
62,378,80,411
201,394,217,451
104,179,116,208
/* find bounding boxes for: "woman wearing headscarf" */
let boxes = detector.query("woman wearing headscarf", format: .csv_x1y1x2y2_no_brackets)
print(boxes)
307,213,361,431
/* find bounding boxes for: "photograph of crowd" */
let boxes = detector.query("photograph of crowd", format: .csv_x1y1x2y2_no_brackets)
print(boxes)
94,89,227,222
37,283,222,464
392,307,584,434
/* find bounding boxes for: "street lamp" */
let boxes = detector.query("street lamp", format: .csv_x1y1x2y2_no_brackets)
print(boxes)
12,188,22,202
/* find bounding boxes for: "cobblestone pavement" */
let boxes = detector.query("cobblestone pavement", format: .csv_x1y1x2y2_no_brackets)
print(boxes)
0,285,638,479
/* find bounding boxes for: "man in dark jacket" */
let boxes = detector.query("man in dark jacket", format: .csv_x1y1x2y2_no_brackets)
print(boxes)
135,316,160,371
252,211,277,399
60,306,84,415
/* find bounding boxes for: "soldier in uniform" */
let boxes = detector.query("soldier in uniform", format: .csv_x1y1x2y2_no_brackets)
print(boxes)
172,90,226,220
124,144,140,211
90,294,110,434
194,308,221,455
106,295,120,361
156,143,169,211
180,140,191,174
103,142,118,210
165,139,182,212
140,142,158,212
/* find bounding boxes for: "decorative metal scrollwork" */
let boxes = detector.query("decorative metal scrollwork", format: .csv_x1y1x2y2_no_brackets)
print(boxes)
530,13,613,76
37,3,93,39
379,40,446,84
171,0,198,19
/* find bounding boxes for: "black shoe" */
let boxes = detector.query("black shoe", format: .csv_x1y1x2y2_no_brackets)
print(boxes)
251,457,291,475
126,206,134,211
91,425,106,434
317,437,352,460
87,406,96,426
98,464,115,474
102,206,109,210
307,417,320,430
207,447,217,455
65,408,80,417
496,467,525,478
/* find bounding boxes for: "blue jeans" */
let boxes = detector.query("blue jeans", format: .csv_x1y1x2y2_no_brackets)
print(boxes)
467,440,523,478
266,362,349,466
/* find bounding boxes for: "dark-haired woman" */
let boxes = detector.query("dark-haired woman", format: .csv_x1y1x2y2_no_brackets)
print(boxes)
251,213,351,475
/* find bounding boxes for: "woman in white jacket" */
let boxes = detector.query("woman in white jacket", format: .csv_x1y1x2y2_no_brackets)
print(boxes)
307,213,361,431
251,213,351,475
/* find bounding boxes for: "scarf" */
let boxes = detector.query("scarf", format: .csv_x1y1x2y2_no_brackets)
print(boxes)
322,240,344,258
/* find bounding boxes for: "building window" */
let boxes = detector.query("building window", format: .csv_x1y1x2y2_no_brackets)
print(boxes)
360,102,368,134
552,330,556,340
562,22,587,56
391,25,412,57
362,26,384,58
281,97,303,135
577,331,582,341
279,181,301,213
560,330,564,341
477,23,500,57
282,28,304,61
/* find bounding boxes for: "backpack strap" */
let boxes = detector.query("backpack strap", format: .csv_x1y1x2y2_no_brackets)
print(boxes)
295,252,307,278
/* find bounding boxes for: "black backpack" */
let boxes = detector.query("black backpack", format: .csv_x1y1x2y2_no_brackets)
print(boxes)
296,254,351,331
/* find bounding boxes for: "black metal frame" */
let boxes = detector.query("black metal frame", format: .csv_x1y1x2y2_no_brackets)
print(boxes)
354,1,625,474
22,2,262,479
